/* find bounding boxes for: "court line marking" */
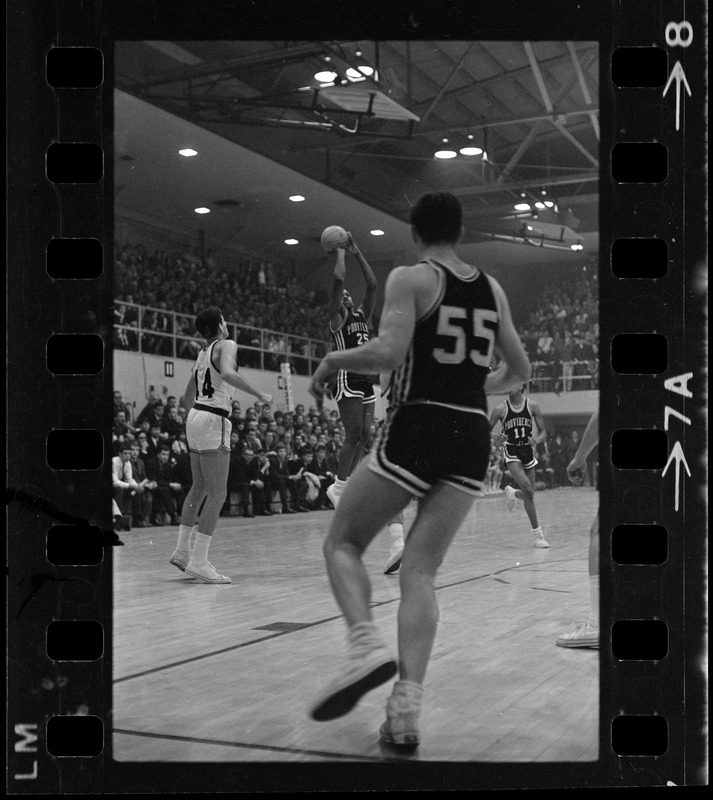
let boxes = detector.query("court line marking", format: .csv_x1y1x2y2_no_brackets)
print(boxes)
112,727,408,763
115,556,581,684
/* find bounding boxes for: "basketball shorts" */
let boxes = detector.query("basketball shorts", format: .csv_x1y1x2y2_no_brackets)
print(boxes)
186,407,232,454
503,443,538,470
333,370,376,404
369,402,490,498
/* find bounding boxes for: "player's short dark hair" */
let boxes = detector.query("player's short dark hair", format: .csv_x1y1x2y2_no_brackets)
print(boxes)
157,444,171,454
195,306,223,338
410,191,463,245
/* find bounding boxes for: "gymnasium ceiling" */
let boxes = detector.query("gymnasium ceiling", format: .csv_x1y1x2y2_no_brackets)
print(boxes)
114,40,599,269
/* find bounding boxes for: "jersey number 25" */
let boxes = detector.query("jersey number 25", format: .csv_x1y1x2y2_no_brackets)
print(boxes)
433,306,498,367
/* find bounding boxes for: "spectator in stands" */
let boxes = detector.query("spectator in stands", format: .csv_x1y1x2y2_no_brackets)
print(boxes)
113,390,134,422
135,430,151,458
136,396,163,429
112,442,139,525
129,441,156,527
306,444,335,509
232,445,272,517
267,445,298,514
161,406,184,440
286,447,311,512
113,409,137,443
144,444,181,526
145,423,163,461
170,441,193,511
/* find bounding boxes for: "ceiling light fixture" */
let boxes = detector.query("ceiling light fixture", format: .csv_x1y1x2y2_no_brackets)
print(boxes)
345,67,367,82
459,146,483,156
434,150,457,159
194,207,210,214
370,230,385,236
514,203,531,211
285,239,299,245
315,70,338,82
179,148,198,157
289,195,305,202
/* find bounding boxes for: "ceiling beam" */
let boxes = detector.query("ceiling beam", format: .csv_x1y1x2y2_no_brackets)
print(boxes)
567,41,600,141
451,172,598,196
131,42,355,88
419,42,477,125
550,119,600,167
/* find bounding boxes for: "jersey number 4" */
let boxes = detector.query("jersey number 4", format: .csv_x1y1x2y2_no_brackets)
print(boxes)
195,369,215,399
433,306,498,367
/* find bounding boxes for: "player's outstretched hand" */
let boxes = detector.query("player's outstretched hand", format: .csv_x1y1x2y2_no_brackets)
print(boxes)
346,232,358,254
567,459,587,485
493,432,506,447
258,392,273,406
309,357,336,400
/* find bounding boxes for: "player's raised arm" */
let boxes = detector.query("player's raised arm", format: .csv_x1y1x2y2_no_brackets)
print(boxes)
217,339,272,405
326,247,348,326
310,266,417,397
484,278,531,395
347,233,378,322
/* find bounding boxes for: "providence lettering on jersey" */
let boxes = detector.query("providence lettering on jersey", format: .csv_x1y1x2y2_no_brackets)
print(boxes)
390,260,500,415
501,399,534,446
331,308,370,352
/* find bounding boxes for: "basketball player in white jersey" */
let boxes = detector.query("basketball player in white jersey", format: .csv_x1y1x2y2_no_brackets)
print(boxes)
169,307,272,583
489,384,549,548
307,192,530,746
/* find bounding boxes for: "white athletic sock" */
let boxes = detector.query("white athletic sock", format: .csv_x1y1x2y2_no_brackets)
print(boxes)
176,524,193,551
532,526,542,535
389,523,404,546
191,532,212,564
334,478,347,494
588,575,599,629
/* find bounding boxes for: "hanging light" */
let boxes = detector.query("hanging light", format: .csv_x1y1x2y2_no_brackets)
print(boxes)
459,146,483,156
315,70,338,82
514,203,531,211
434,150,457,159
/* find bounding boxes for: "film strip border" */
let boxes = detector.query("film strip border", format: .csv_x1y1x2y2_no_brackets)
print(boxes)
6,1,707,793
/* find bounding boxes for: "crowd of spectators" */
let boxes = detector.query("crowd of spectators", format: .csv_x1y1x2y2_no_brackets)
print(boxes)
112,388,370,529
114,239,599,391
112,387,594,531
517,268,599,392
114,242,330,372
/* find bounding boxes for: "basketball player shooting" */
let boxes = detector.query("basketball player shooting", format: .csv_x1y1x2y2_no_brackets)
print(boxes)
490,384,549,548
324,232,378,511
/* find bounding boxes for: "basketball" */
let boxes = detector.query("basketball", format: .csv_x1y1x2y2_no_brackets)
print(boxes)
320,225,349,252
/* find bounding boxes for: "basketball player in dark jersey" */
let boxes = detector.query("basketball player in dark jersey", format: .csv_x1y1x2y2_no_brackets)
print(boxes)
489,384,549,548
307,192,530,747
325,233,378,510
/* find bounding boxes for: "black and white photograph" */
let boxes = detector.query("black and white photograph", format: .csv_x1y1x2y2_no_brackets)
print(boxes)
112,38,602,765
6,1,707,793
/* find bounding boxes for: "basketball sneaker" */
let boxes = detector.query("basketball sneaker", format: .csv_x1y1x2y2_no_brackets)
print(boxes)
379,681,422,747
309,622,397,721
556,621,599,648
326,484,341,509
533,530,550,548
184,560,231,584
169,549,190,572
383,542,404,575
504,485,517,511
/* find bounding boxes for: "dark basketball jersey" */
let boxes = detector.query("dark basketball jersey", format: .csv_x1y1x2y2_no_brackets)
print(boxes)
501,398,534,446
389,260,500,414
330,307,370,352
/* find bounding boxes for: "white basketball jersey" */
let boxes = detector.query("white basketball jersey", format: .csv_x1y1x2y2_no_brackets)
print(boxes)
192,340,235,411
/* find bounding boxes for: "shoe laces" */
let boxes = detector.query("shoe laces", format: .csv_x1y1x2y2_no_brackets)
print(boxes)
570,621,597,637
